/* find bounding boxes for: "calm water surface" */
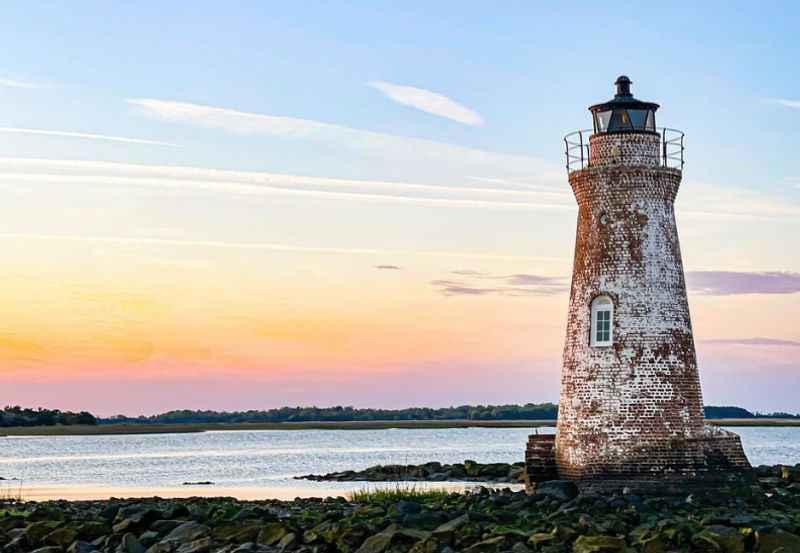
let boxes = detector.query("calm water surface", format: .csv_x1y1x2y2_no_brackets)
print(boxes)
1,426,797,498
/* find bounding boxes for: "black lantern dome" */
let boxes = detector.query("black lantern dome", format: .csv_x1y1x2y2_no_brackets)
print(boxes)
589,76,658,134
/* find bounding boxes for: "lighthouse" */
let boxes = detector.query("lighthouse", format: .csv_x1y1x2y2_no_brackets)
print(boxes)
526,77,750,488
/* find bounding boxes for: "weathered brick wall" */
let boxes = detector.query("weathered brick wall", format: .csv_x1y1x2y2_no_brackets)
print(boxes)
553,132,749,480
589,132,661,167
524,434,557,490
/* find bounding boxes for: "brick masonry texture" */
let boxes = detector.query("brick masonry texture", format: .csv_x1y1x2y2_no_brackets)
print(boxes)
524,434,558,487
538,131,750,482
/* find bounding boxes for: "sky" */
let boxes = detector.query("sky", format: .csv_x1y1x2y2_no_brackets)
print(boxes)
1,2,799,416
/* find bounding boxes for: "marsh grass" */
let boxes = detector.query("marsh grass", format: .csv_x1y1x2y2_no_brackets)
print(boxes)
347,483,452,503
0,478,24,502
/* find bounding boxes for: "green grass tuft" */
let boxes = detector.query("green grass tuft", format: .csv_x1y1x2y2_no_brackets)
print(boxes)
347,483,452,504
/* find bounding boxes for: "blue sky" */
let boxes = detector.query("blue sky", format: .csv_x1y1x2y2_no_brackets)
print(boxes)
4,2,799,184
1,2,800,414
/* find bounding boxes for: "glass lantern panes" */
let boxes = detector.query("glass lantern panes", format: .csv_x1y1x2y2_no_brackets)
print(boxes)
628,109,649,128
594,110,612,132
645,110,656,131
595,108,656,133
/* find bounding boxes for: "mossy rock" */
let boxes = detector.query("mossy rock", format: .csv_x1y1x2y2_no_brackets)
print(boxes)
637,535,666,553
354,527,396,553
44,527,78,547
75,521,110,541
528,531,558,549
24,521,63,545
211,523,261,543
464,460,481,477
692,525,745,553
256,522,288,546
463,536,505,553
572,535,626,553
756,528,800,553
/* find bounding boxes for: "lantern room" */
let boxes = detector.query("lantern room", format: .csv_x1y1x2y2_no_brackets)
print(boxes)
589,76,658,134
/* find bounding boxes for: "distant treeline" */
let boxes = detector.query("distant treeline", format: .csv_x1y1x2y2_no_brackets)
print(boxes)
100,404,560,424
1,406,97,427
3,404,796,428
100,404,799,425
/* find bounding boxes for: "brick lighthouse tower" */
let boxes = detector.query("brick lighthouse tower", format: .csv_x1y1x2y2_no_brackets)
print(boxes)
526,77,749,488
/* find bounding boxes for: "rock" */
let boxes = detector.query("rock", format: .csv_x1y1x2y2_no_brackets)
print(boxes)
511,543,532,553
114,508,161,527
335,524,369,552
402,512,445,530
44,527,78,547
528,532,557,548
276,532,297,552
67,541,98,553
390,501,421,517
693,525,745,553
0,518,25,535
3,536,28,553
175,537,211,553
756,528,800,553
139,532,160,548
118,533,146,553
27,507,64,523
24,522,63,545
230,544,256,553
431,514,469,545
478,463,511,478
354,526,398,553
75,522,110,541
463,536,505,553
463,460,481,477
533,480,579,502
150,521,183,536
638,535,665,553
257,523,288,546
232,509,270,522
212,524,261,544
572,535,626,553
163,522,211,544
409,537,440,553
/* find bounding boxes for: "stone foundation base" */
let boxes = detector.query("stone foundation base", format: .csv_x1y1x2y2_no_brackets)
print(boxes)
524,434,557,491
574,469,756,495
525,426,751,494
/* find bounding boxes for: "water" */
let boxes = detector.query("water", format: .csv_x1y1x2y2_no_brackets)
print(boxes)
1,426,797,499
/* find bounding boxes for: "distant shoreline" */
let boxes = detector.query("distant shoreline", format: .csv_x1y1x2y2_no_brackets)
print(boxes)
2,417,800,436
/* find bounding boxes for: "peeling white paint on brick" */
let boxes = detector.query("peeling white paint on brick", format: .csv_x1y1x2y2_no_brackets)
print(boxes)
547,132,750,479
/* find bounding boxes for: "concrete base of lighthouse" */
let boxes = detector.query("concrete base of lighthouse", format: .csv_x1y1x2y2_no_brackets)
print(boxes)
524,426,751,494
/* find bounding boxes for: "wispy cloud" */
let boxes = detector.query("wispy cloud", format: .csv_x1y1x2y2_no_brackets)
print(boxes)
432,271,567,297
769,98,800,109
0,78,39,89
375,265,402,270
125,98,800,222
437,269,800,297
368,81,483,126
0,157,573,212
702,337,800,347
125,98,557,183
686,271,800,295
0,128,177,147
0,232,547,262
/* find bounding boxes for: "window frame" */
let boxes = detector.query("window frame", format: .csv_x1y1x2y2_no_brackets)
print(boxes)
590,295,614,348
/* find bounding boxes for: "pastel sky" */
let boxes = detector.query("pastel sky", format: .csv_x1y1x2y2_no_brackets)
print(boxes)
2,2,800,415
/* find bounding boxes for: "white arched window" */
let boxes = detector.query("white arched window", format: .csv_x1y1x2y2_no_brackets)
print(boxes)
590,295,614,347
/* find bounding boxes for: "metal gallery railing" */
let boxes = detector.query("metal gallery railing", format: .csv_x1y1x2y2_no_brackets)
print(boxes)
564,128,685,172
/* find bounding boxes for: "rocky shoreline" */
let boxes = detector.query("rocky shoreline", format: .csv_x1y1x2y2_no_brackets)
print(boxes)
1,464,799,553
295,461,525,484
